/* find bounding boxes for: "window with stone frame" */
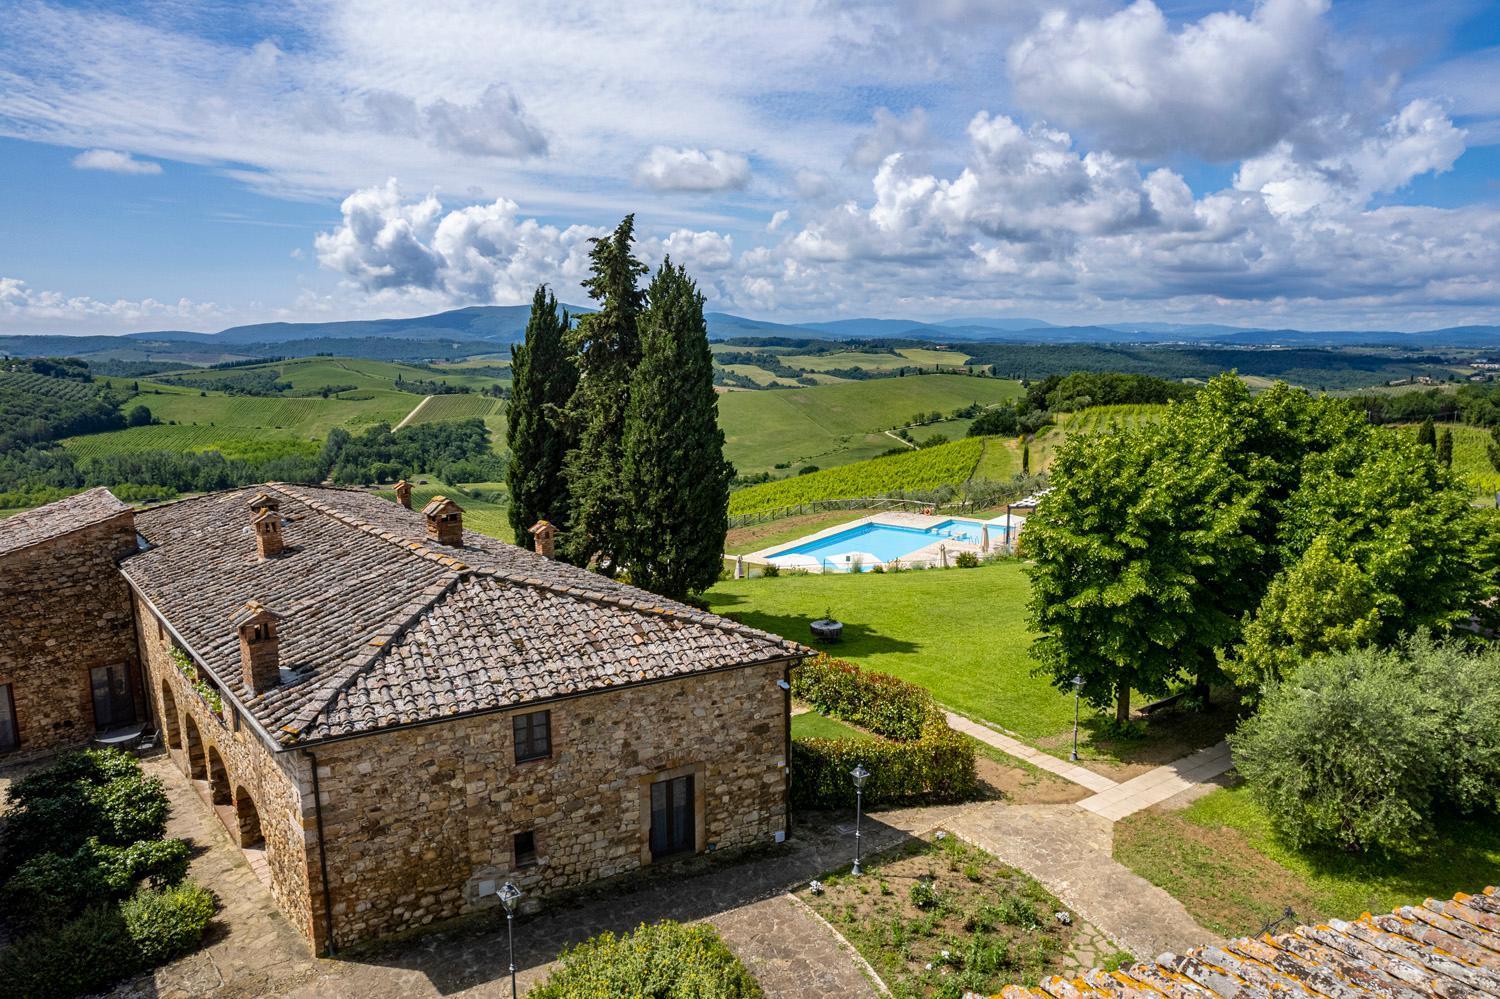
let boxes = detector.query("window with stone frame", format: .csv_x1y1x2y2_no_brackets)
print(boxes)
514,830,537,868
0,682,16,751
512,709,551,763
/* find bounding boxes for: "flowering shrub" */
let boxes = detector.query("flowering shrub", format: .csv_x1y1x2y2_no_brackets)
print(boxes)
791,654,933,741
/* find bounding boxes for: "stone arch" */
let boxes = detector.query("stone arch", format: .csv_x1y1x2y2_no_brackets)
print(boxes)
207,745,231,806
235,787,264,848
183,715,206,780
159,681,182,750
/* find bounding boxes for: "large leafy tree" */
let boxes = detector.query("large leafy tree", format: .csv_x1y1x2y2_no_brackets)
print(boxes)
506,285,578,540
1025,407,1259,723
561,216,647,570
619,260,733,600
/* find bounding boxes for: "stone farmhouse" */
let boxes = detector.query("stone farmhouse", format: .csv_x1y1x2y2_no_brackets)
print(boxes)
0,483,804,953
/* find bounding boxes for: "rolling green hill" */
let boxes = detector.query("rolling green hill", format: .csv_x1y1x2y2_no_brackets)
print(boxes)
717,374,1023,474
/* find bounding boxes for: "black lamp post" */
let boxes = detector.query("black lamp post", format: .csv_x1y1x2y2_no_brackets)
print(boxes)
1070,674,1084,762
496,880,523,999
850,762,870,875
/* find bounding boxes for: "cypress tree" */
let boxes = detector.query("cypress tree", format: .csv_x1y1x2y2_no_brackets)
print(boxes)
620,259,733,600
506,285,577,540
1417,417,1437,449
1437,427,1453,468
561,216,648,570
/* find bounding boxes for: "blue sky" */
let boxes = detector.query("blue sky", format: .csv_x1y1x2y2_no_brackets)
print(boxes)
1,0,1498,334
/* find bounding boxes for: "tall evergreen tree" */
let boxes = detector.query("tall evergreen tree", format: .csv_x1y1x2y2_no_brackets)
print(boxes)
1417,416,1437,449
506,285,578,540
1437,427,1453,468
561,216,648,570
620,259,733,600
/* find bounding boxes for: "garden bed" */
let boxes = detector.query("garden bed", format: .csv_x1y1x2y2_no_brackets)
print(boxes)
800,834,1084,998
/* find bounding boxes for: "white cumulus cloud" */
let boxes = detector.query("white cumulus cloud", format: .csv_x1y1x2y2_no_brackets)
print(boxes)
635,146,751,192
71,149,162,174
0,277,217,331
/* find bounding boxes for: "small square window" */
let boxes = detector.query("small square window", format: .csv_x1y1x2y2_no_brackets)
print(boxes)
512,710,551,763
514,830,537,868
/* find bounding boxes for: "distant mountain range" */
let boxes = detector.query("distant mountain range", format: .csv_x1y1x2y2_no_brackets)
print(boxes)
3,305,1500,363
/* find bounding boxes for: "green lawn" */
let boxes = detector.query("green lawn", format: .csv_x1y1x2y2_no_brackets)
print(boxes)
717,374,1023,476
707,562,1080,739
1114,785,1500,937
791,712,878,742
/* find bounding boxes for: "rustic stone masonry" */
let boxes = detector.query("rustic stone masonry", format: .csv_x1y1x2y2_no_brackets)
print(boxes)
309,659,790,946
134,592,319,946
0,489,142,760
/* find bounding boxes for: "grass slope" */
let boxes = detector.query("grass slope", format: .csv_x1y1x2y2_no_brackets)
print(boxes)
707,563,1078,739
718,374,1023,474
728,437,986,516
1115,785,1500,937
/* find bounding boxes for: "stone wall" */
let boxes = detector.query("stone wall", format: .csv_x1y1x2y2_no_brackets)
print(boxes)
133,593,318,948
311,659,791,948
0,512,141,760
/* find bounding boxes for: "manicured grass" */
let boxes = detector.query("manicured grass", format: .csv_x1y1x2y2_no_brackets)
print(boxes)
717,375,1023,475
970,437,1018,481
791,712,878,742
1114,785,1500,937
707,562,1081,739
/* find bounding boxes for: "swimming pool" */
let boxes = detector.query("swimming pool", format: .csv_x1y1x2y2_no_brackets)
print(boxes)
767,517,1017,572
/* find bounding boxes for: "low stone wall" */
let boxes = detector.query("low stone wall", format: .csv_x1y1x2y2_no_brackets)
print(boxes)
311,659,791,948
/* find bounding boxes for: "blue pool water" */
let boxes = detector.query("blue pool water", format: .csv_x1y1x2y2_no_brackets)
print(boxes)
769,518,1015,571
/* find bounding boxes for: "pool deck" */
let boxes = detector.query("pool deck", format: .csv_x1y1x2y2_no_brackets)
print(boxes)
742,510,1026,574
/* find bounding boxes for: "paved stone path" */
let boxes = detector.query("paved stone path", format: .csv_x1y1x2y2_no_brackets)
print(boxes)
1077,741,1233,821
946,712,1118,793
112,752,961,998
946,803,1215,960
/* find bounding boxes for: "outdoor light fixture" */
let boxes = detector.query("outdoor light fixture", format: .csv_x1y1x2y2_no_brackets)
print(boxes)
1070,674,1084,762
776,678,791,691
849,762,871,875
496,880,523,999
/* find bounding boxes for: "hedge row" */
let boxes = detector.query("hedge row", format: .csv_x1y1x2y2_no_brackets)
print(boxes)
792,708,979,809
790,653,932,741
530,920,763,999
790,654,979,809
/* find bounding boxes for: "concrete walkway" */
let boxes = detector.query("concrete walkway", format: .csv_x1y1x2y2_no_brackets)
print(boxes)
1077,741,1233,821
946,712,1117,794
947,803,1215,960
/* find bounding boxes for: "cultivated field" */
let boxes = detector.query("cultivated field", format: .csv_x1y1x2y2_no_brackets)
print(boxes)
718,373,1023,474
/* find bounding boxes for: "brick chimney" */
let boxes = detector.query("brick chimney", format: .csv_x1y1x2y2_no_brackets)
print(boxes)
252,508,285,559
247,491,281,515
233,600,280,694
394,479,413,509
529,519,557,558
422,495,464,546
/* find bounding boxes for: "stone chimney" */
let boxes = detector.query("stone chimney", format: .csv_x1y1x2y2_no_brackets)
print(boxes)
422,495,465,546
233,600,280,694
529,519,558,558
394,479,413,509
252,508,285,559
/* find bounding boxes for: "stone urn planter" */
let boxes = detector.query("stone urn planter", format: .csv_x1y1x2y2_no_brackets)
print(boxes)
810,617,843,642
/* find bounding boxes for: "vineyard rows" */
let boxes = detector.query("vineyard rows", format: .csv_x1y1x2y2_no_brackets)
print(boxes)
407,394,503,425
1061,403,1170,432
62,424,317,461
729,436,985,517
0,371,100,402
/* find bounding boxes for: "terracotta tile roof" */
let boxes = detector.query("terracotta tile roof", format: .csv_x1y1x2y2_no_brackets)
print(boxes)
123,483,804,747
998,886,1500,999
0,487,133,557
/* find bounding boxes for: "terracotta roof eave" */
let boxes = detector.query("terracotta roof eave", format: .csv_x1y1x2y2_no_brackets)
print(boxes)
282,649,809,751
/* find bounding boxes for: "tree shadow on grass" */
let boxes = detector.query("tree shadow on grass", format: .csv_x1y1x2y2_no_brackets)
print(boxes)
715,608,921,657
1278,812,1500,903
